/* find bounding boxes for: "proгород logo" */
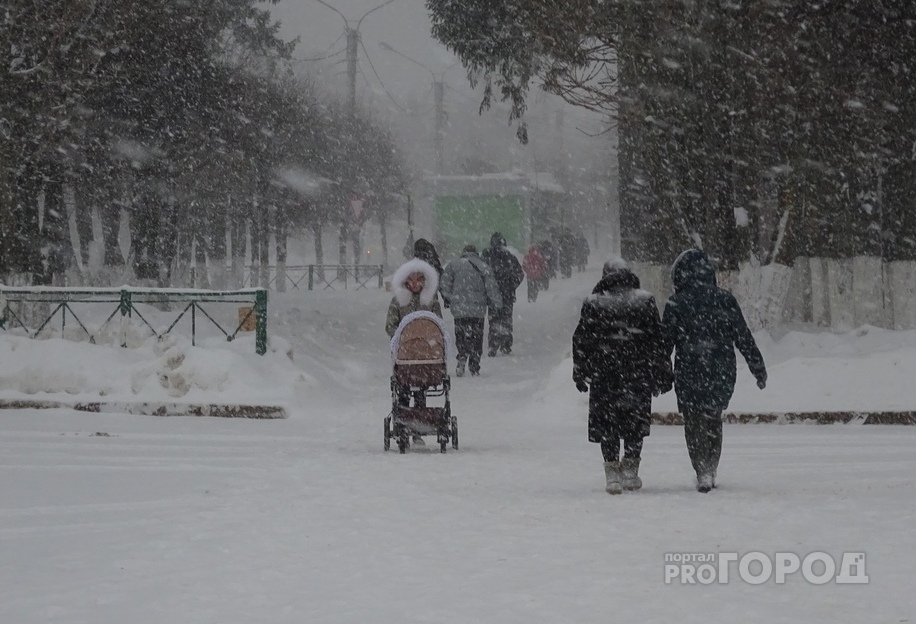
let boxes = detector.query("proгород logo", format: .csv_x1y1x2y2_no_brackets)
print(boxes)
664,551,868,585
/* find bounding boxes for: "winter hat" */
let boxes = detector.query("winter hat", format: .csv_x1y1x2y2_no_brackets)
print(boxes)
463,244,477,254
490,232,507,248
602,256,630,277
414,238,436,257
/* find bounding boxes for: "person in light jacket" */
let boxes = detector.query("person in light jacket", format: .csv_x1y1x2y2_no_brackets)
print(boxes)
439,244,503,377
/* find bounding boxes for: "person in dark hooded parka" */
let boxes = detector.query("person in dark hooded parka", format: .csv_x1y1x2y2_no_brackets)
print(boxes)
482,232,524,356
573,258,672,494
662,249,767,492
413,238,447,307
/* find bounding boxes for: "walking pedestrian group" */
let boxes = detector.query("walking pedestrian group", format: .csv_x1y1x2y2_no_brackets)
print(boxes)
386,237,766,495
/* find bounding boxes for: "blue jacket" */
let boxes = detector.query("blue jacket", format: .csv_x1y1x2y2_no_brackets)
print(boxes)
662,249,766,412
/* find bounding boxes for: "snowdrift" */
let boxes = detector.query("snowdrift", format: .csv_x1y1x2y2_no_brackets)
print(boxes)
0,332,310,417
541,324,916,424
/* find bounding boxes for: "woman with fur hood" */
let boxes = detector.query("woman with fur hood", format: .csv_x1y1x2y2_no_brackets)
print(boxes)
385,258,443,337
386,258,443,446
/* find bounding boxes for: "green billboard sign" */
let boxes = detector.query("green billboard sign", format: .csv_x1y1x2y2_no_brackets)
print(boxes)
435,195,525,259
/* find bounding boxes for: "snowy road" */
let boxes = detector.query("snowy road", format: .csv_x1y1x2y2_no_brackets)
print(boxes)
2,270,916,622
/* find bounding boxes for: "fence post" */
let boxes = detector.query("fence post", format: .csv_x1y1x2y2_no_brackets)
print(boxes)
119,289,132,347
255,289,267,355
308,265,314,291
378,265,383,288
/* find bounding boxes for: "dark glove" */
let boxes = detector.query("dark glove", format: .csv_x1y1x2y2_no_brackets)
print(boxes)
756,374,767,390
576,380,589,393
653,365,674,396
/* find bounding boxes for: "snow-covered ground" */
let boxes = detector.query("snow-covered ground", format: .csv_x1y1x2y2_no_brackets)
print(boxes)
2,269,915,622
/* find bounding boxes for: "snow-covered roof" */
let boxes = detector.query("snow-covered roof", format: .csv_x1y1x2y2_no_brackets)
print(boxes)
423,171,565,196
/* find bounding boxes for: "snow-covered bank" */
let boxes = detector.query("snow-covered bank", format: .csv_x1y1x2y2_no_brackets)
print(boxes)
535,324,916,418
0,333,309,410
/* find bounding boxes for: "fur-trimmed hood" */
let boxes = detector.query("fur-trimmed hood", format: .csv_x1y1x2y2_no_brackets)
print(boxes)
392,258,439,307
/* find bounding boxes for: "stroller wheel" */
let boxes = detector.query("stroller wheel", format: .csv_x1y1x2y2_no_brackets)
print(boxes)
397,426,409,454
384,416,391,451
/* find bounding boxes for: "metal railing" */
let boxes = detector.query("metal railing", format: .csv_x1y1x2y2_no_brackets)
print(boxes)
0,286,268,355
241,264,385,291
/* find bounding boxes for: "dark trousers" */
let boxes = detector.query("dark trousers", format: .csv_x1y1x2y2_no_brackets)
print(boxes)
487,302,514,353
454,317,484,373
601,437,643,463
683,409,723,476
527,278,539,302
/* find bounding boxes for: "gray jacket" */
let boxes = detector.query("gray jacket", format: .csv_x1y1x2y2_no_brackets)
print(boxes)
440,252,503,319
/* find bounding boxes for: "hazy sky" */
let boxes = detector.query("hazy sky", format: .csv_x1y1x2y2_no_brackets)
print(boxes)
269,1,612,179
271,1,464,109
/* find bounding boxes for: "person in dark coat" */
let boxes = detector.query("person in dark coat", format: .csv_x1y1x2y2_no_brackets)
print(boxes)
557,228,576,278
413,238,447,307
413,238,442,279
573,258,672,494
662,249,767,493
574,232,590,272
481,232,525,356
538,238,557,282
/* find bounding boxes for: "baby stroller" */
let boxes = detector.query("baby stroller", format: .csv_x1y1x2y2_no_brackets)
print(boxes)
385,311,457,453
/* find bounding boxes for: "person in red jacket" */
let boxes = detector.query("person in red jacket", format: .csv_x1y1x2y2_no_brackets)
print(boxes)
522,245,547,302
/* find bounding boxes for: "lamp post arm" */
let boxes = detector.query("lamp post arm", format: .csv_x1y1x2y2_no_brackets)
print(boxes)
357,0,399,31
311,0,349,28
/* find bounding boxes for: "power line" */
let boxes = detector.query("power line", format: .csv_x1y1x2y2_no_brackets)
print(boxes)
293,46,346,63
359,38,406,113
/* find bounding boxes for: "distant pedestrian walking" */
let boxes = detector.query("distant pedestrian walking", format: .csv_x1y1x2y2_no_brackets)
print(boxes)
482,232,524,356
539,238,557,282
574,232,590,272
573,258,671,494
662,249,767,492
557,228,576,278
522,245,547,302
440,244,503,377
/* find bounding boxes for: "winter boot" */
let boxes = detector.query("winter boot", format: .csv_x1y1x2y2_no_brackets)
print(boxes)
603,462,623,495
456,359,466,377
697,472,713,493
621,458,642,491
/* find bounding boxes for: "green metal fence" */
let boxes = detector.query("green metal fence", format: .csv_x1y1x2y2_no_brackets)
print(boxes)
0,286,268,355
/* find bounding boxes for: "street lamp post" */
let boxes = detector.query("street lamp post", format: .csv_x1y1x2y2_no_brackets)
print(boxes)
312,0,400,114
379,41,448,174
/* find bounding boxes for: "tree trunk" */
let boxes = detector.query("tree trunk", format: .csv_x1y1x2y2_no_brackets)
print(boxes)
258,205,270,289
275,205,288,292
208,201,228,289
313,220,324,283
